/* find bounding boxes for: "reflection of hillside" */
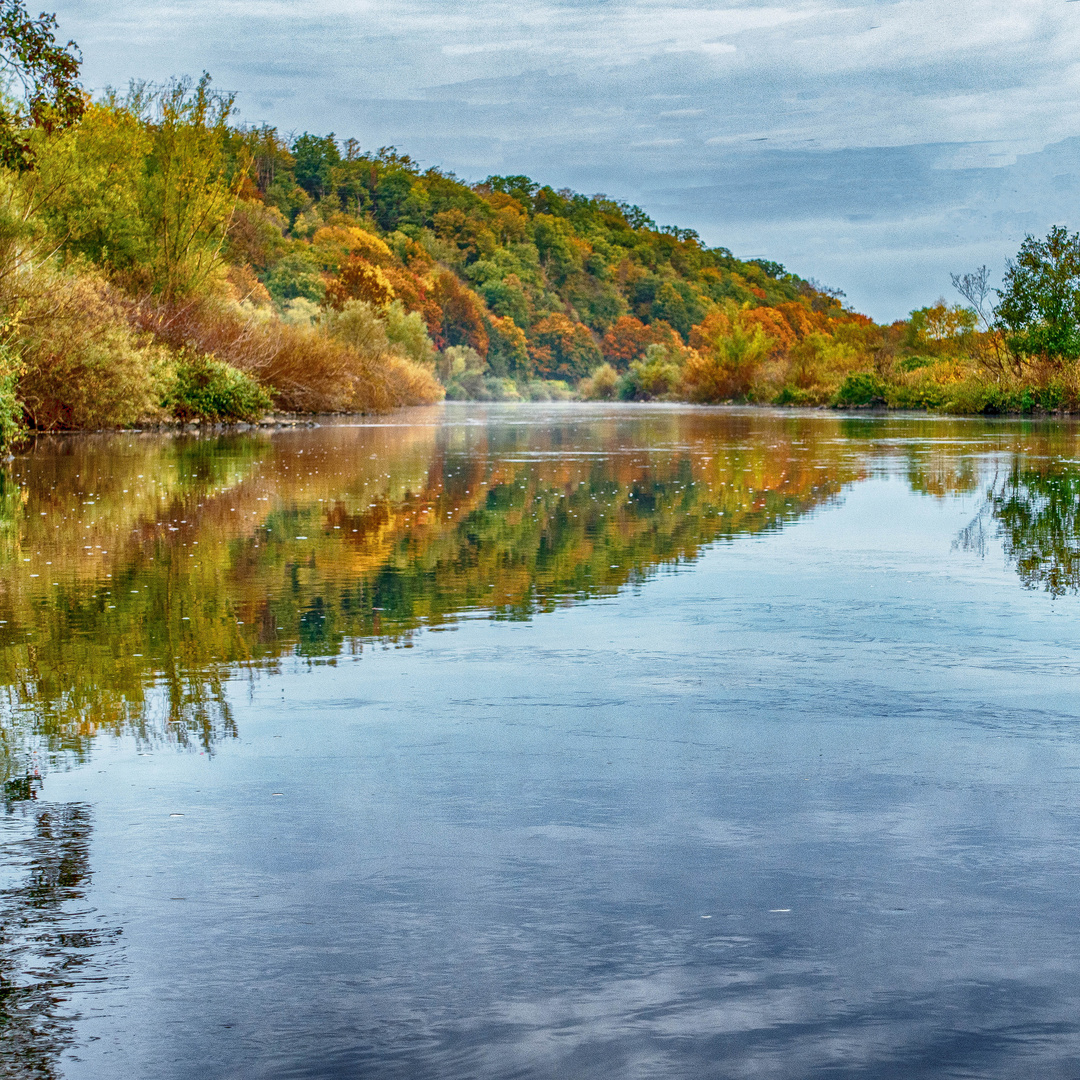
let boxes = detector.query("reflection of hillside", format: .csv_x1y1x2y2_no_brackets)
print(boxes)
11,409,1080,772
0,412,868,774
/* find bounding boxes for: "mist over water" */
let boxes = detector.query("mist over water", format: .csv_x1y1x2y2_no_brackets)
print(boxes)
3,404,1080,1078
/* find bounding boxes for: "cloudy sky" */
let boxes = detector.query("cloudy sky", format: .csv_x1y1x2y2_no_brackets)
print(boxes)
50,0,1080,321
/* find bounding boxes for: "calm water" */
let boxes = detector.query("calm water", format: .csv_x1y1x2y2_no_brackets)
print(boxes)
3,403,1080,1078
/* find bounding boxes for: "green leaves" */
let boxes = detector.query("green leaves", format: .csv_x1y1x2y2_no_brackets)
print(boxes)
0,0,83,167
995,226,1080,363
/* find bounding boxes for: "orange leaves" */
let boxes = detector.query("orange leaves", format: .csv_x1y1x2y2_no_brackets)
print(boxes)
529,313,602,380
431,271,489,355
739,307,796,355
601,315,680,368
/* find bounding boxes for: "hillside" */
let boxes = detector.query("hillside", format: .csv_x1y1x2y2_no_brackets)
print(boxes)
0,6,1068,437
225,131,871,403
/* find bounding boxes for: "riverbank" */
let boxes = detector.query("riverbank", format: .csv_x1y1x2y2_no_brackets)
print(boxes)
0,63,1065,441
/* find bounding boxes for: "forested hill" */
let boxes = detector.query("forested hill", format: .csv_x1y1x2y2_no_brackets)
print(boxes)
227,132,864,392
0,6,1058,433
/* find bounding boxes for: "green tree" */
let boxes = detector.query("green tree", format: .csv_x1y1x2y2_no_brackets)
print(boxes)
135,74,248,300
291,132,339,199
995,226,1080,363
0,0,83,166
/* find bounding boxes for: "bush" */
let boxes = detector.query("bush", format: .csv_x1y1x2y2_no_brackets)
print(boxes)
884,378,948,410
18,274,168,430
773,385,818,406
132,297,443,413
895,355,937,373
525,379,573,401
383,300,436,367
833,372,888,407
679,324,771,402
619,345,682,400
579,362,619,400
164,354,271,422
322,299,392,354
445,374,522,401
0,337,21,448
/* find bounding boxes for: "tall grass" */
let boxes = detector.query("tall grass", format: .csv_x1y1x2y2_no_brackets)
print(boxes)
132,297,443,413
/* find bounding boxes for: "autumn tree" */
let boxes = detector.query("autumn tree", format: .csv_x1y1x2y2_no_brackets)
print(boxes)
601,315,678,369
529,313,601,380
134,74,250,300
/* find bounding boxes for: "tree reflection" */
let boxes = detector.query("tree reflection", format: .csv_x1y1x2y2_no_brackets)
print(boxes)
0,411,862,772
2,409,1077,772
0,782,112,1079
959,462,1080,597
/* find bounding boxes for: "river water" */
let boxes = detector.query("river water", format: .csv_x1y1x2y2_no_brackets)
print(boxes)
2,403,1080,1078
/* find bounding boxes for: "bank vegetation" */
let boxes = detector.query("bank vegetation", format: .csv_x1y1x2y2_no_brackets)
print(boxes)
0,4,1076,445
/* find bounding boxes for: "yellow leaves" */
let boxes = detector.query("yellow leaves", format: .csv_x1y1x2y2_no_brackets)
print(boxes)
909,298,977,345
324,258,396,309
312,225,392,266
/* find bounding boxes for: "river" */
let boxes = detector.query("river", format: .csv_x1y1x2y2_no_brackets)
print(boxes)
2,403,1079,1078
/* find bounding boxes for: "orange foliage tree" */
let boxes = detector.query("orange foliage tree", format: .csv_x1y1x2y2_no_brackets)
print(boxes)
601,315,681,369
529,314,602,380
432,271,489,355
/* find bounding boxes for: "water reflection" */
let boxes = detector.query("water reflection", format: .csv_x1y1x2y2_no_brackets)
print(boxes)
2,406,1079,772
0,782,110,1079
0,409,869,775
958,459,1080,597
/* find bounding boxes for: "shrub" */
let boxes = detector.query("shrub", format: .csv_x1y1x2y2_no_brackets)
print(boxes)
785,331,859,392
619,344,682,400
263,251,326,304
18,274,168,430
0,336,22,448
833,372,888,407
132,297,442,413
884,378,948,410
281,297,320,326
321,299,391,354
679,323,772,402
383,300,436,367
579,362,619,400
773,385,818,406
164,354,271,422
895,354,938,373
525,380,573,401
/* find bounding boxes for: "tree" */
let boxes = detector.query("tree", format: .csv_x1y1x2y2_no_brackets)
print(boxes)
601,314,677,369
906,298,977,351
0,0,83,166
950,265,993,330
995,226,1080,363
528,313,601,380
291,132,339,199
135,74,250,300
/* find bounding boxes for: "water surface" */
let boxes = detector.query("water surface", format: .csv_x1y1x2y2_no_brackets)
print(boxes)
3,404,1080,1078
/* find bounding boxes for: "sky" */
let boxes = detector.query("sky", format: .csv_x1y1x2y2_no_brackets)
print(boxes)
49,0,1080,322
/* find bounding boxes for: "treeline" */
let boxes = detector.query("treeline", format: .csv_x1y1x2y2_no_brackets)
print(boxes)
223,127,864,405
0,19,446,444
0,4,1076,436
